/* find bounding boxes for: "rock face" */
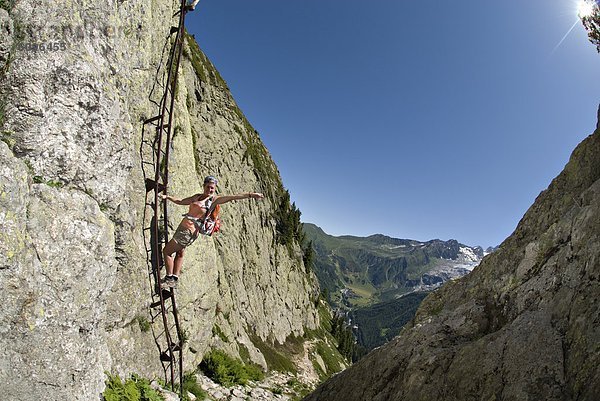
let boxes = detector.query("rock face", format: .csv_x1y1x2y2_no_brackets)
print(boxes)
304,110,600,401
0,2,321,400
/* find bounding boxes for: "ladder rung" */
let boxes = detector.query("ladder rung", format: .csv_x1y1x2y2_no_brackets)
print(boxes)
145,178,166,193
143,115,161,125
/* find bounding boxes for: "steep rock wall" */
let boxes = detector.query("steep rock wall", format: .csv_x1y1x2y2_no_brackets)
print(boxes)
304,109,600,401
0,1,318,400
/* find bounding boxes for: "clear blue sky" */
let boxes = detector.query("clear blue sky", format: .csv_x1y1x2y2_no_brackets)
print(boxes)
186,0,600,248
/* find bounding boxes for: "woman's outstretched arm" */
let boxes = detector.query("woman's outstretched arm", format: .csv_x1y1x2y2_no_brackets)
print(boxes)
214,192,264,205
160,193,200,205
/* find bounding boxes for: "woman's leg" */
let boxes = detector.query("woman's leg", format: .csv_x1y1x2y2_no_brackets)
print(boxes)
173,247,185,277
163,239,185,276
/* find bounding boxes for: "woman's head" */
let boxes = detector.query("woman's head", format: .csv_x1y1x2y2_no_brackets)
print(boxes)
203,176,218,195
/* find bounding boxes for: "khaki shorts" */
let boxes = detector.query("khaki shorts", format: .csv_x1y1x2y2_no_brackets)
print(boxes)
172,226,199,247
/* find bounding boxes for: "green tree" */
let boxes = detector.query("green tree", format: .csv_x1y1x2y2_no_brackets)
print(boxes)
302,240,315,273
581,2,600,51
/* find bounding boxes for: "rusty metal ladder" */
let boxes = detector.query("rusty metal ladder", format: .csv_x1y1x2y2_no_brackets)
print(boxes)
140,0,190,395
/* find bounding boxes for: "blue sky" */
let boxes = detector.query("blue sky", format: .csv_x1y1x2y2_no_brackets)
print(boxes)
186,0,600,248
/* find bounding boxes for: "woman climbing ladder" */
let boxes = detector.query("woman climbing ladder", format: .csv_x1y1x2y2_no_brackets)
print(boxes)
160,175,264,288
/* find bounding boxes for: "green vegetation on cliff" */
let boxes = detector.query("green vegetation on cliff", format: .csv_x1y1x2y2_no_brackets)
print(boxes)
0,0,14,12
351,292,428,351
184,32,227,88
102,373,163,401
199,349,264,387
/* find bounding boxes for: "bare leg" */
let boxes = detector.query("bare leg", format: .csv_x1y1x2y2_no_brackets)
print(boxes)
163,239,185,276
173,248,185,277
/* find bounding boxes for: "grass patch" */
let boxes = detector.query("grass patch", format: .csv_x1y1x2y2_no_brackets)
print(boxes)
277,333,305,356
232,123,282,203
184,31,228,88
238,343,251,363
199,349,264,387
317,300,332,333
32,175,64,188
102,372,163,401
212,324,229,343
183,37,206,83
137,315,151,333
287,378,312,401
309,353,326,381
249,333,297,374
180,328,189,345
180,373,207,401
315,342,345,378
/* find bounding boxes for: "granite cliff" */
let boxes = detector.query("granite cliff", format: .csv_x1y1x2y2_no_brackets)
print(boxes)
304,108,600,400
0,1,338,400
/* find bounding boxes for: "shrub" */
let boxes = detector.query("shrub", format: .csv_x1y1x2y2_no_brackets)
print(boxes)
102,373,163,401
199,349,264,387
181,373,207,401
137,316,151,333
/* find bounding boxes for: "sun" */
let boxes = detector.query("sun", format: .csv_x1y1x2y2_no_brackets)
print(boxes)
577,0,596,18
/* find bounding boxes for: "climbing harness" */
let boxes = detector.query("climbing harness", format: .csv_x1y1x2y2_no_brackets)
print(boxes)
182,206,221,236
182,196,221,236
139,0,192,396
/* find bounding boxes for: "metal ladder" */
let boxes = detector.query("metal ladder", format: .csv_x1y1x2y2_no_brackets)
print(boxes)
139,0,190,395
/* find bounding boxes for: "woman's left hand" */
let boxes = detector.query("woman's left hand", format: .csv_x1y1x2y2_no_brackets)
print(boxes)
249,193,264,200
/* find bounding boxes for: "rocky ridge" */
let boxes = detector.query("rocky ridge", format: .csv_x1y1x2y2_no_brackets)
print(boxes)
148,371,313,401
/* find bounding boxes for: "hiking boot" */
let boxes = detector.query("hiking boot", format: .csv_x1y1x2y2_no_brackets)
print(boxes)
160,276,175,289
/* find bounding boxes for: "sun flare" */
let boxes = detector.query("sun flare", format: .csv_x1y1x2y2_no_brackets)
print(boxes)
577,0,596,18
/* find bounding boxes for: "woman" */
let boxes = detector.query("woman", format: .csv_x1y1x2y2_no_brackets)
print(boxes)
160,175,264,288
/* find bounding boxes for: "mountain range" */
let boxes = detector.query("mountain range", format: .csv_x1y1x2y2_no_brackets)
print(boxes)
304,223,486,308
304,223,490,352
